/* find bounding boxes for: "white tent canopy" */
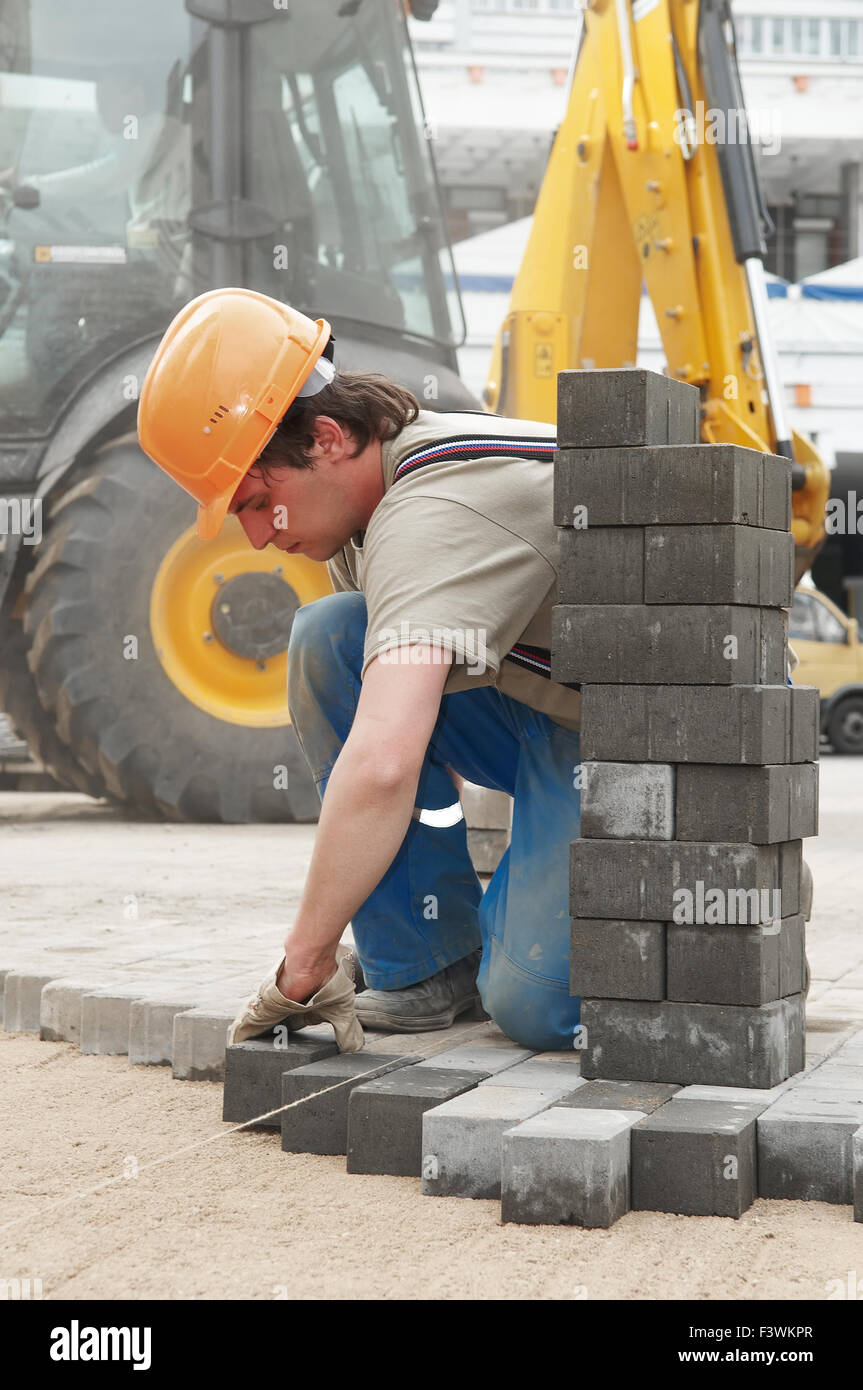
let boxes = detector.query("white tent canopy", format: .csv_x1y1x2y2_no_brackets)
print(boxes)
452,223,863,464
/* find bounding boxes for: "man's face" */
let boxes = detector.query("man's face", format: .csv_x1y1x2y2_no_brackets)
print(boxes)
227,419,377,561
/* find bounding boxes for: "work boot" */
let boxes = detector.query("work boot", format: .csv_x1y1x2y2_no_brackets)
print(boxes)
354,950,483,1033
227,943,364,1051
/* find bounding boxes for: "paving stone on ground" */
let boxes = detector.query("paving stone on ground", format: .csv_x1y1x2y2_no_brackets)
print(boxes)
556,1080,680,1112
479,1053,585,1100
40,976,128,1044
3,970,64,1032
631,1100,765,1218
281,1054,419,1156
128,995,207,1066
757,1099,863,1203
414,1039,535,1074
347,1067,482,1176
421,1085,559,1199
171,1003,242,1082
223,1028,340,1128
501,1106,641,1228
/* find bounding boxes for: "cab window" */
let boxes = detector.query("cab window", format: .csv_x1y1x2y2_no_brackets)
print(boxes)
813,602,847,644
789,593,819,641
790,593,848,644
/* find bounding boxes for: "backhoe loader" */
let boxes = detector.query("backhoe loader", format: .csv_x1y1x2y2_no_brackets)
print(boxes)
484,0,830,584
0,0,473,821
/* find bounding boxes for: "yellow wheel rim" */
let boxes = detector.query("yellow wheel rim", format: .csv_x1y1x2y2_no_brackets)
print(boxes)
149,517,332,728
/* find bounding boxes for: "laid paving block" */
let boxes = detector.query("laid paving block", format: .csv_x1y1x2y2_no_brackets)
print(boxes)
281,1053,417,1156
557,1080,680,1113
673,1079,794,1101
414,1042,535,1075
808,1056,863,1079
790,1064,863,1095
854,1125,863,1223
667,916,805,1006
501,1107,640,1228
579,994,806,1088
556,368,699,449
128,995,200,1066
554,443,790,529
552,605,787,686
4,971,59,1033
347,1067,481,1176
571,920,665,1000
675,764,818,844
571,838,801,922
758,1101,863,1202
421,1086,556,1199
223,1029,338,1128
40,977,120,1044
579,684,819,765
80,985,151,1055
768,1091,863,1113
580,762,674,840
480,1053,586,1098
632,1100,765,1217
172,1005,237,1081
558,525,794,609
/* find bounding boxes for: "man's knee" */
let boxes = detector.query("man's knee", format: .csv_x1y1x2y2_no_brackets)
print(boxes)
480,945,580,1053
287,592,366,702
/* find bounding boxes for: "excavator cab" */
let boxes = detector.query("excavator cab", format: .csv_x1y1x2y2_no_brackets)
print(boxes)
0,0,476,822
0,0,466,433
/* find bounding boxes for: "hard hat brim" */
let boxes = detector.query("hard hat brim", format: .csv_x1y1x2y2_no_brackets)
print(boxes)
196,491,234,541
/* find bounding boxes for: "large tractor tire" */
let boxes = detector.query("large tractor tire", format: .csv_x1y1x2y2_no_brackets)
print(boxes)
0,604,108,798
20,437,328,822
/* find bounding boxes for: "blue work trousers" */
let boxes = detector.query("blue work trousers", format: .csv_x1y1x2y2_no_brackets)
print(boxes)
287,592,582,1051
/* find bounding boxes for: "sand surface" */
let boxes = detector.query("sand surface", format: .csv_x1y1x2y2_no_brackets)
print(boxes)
2,1031,860,1302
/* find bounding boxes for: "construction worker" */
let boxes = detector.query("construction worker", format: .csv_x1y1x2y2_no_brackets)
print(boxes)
138,288,582,1052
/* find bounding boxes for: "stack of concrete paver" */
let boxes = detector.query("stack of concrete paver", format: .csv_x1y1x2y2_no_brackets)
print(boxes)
512,365,825,1223
553,367,814,1089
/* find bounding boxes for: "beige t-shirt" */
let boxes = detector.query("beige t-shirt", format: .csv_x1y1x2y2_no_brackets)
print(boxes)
325,409,581,731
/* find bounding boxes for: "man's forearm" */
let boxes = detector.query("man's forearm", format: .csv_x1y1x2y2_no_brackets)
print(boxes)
287,738,420,967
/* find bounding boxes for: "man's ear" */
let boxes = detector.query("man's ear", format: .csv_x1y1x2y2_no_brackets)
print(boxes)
310,415,344,457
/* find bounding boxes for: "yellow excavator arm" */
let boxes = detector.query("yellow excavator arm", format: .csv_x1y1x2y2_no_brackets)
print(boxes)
485,0,829,579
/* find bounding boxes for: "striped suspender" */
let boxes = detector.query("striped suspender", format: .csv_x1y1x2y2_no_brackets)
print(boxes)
390,431,561,683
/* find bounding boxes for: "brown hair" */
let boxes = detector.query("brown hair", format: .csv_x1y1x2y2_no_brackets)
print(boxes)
255,371,420,475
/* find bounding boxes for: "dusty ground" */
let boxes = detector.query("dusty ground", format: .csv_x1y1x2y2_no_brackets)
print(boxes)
1,1029,861,1302
1,758,862,1302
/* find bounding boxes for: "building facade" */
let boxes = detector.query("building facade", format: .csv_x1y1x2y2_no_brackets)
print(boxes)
409,0,863,278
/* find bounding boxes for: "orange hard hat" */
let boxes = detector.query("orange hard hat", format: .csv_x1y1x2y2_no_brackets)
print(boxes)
137,288,333,539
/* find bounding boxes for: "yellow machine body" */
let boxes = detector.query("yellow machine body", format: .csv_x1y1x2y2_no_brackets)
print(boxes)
485,0,829,575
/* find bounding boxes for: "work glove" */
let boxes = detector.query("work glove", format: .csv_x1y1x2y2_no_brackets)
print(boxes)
227,943,364,1052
